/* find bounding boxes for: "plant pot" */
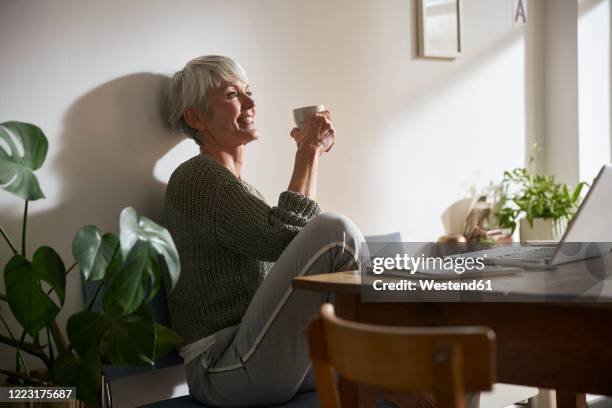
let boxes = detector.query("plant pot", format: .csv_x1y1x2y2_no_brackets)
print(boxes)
519,217,567,242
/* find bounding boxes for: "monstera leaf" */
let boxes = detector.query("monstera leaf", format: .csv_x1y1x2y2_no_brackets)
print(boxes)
53,349,102,405
68,306,152,367
99,303,156,366
103,240,151,315
31,246,67,305
72,226,120,281
154,323,182,361
4,249,65,337
119,207,180,291
0,121,48,200
67,305,156,366
66,310,109,357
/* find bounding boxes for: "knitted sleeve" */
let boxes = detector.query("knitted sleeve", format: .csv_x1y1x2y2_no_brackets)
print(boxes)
213,178,320,261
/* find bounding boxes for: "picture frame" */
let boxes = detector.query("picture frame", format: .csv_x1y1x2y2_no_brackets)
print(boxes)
417,0,463,59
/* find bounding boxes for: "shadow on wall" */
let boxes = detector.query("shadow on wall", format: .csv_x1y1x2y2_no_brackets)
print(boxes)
1,72,183,275
0,73,185,382
441,198,473,235
579,0,605,16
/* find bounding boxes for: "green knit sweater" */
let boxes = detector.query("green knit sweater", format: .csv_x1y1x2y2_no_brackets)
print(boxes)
163,153,321,345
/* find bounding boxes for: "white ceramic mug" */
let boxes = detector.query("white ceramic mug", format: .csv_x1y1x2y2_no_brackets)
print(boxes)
292,105,326,131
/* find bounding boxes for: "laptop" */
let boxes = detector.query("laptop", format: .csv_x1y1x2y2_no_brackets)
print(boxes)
458,164,612,269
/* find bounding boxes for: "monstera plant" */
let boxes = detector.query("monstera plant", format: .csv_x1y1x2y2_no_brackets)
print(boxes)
0,121,182,406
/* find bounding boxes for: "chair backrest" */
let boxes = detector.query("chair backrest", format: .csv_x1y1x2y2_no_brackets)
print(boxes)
307,303,496,408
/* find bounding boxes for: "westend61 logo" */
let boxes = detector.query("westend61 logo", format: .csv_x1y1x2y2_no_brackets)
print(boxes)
371,253,486,275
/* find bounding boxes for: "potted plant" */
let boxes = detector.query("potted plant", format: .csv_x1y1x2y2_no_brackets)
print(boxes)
495,167,587,242
0,121,182,406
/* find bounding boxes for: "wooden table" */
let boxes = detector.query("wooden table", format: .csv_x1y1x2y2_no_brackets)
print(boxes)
292,255,612,408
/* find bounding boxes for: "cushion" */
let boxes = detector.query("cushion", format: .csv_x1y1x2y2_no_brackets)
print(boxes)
137,391,320,407
137,391,399,407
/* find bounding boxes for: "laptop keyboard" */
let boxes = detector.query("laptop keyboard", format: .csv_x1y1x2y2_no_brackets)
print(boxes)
494,246,556,259
450,245,557,264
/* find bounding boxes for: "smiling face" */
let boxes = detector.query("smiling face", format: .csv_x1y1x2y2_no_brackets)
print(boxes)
200,80,258,149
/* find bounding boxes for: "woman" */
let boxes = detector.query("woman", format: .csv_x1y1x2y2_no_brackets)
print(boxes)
162,55,365,406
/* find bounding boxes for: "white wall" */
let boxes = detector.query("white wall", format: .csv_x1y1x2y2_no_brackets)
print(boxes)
539,0,612,185
0,0,530,241
525,0,546,175
1,0,535,404
578,0,611,182
541,0,580,184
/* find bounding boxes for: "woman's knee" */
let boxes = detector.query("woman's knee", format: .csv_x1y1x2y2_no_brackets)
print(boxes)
309,211,364,244
305,212,367,270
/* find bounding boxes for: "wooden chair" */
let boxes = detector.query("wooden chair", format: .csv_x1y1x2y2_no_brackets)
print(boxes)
307,303,496,408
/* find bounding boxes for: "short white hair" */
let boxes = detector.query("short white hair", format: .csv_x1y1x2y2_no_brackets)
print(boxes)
163,55,249,143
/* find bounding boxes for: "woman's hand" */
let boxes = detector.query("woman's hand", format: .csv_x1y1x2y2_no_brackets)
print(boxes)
290,111,335,155
287,111,334,198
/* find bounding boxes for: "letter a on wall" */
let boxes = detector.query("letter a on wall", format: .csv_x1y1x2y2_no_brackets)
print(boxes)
513,0,527,26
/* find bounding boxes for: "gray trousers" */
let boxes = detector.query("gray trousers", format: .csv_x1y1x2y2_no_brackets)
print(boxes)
186,212,364,407
185,212,480,408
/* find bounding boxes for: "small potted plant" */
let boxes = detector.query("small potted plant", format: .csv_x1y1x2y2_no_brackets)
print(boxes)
0,121,182,406
495,167,587,242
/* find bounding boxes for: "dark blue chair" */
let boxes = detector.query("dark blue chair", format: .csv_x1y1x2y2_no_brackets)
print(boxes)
137,389,398,408
137,391,321,408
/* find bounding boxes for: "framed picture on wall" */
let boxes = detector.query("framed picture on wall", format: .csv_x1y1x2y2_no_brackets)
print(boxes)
417,0,463,59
